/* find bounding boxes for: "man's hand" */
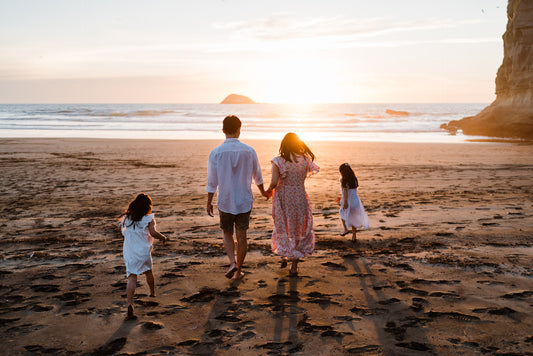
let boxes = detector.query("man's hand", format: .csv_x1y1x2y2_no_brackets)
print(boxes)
207,192,215,217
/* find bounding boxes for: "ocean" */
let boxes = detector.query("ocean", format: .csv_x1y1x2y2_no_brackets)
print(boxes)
0,103,490,143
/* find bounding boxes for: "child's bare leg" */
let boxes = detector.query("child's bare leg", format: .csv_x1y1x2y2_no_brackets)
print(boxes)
351,227,357,242
341,219,350,236
126,274,137,306
144,270,155,297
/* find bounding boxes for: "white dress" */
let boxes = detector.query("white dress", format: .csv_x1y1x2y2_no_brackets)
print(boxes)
339,184,369,229
121,214,154,276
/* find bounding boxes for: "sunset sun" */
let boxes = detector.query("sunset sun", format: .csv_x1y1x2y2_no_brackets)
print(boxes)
253,54,344,104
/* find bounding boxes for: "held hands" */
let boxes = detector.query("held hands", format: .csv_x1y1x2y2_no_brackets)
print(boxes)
264,188,275,200
262,189,272,200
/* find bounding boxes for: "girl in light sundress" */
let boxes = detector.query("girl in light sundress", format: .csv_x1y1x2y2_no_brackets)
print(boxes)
339,163,369,242
266,133,319,276
120,193,167,320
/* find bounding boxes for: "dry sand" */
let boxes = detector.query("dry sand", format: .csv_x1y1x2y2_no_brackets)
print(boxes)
0,137,532,355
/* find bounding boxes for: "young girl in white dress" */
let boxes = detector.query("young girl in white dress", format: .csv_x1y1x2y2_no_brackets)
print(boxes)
120,193,167,319
339,163,369,242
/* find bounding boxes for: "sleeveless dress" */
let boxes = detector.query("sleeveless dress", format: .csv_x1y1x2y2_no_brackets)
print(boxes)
339,180,369,229
271,156,319,259
121,214,155,277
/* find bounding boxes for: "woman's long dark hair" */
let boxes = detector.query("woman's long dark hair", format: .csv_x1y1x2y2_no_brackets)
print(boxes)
279,132,315,162
339,163,358,189
120,193,152,227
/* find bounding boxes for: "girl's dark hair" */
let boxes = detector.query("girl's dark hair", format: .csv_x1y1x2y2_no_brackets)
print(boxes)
339,163,358,189
279,132,315,163
120,193,152,227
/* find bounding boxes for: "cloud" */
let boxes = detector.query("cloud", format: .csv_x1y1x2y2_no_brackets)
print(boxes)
213,15,482,42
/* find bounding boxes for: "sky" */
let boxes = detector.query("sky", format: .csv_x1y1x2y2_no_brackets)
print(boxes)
0,0,508,104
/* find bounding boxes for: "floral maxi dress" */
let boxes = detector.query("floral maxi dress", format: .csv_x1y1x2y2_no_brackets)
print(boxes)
271,156,319,259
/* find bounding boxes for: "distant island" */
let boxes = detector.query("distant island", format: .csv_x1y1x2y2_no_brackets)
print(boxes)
220,94,256,104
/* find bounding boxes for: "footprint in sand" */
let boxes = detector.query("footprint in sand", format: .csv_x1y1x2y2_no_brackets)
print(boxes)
31,304,54,312
30,284,60,293
501,291,533,299
346,345,382,354
350,306,387,316
472,307,517,316
321,262,347,271
306,291,340,306
24,345,63,354
426,311,480,322
142,321,164,330
54,292,90,306
181,287,219,303
92,337,127,355
396,341,432,352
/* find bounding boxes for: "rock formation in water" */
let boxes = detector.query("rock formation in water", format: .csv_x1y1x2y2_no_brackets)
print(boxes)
386,109,410,117
220,94,255,104
441,0,533,139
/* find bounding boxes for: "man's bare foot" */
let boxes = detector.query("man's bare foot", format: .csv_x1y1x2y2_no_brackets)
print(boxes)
225,264,238,279
149,293,156,297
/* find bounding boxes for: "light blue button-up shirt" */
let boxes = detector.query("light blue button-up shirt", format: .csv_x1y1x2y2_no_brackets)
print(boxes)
206,138,263,215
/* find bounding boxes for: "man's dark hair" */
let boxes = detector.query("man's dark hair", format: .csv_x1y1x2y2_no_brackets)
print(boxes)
223,115,241,135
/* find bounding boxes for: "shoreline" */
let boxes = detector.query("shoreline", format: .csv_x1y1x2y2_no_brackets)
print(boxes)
0,138,532,355
1,134,531,145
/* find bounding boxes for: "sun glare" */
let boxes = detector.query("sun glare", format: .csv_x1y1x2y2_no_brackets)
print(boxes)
253,55,343,104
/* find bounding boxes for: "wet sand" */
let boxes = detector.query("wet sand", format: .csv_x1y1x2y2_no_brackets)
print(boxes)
0,138,532,355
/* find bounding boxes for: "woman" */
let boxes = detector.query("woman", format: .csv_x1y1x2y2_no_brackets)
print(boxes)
266,132,319,276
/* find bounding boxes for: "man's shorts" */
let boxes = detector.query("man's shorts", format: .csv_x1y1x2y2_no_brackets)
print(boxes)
219,210,251,231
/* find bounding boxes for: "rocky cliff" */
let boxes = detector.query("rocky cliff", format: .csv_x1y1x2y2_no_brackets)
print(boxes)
441,0,533,139
220,94,255,104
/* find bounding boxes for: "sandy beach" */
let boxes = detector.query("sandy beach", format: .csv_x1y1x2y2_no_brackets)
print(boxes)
0,137,532,355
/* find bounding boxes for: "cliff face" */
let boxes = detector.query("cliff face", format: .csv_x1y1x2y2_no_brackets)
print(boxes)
442,0,533,139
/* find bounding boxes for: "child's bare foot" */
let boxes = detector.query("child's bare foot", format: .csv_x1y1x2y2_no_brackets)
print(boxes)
149,293,156,297
341,230,350,236
126,305,137,320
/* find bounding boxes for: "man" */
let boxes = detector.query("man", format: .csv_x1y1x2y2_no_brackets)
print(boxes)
206,115,268,280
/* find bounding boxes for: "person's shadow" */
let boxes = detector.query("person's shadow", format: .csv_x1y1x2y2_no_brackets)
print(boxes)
91,318,137,355
272,276,300,348
342,254,434,354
